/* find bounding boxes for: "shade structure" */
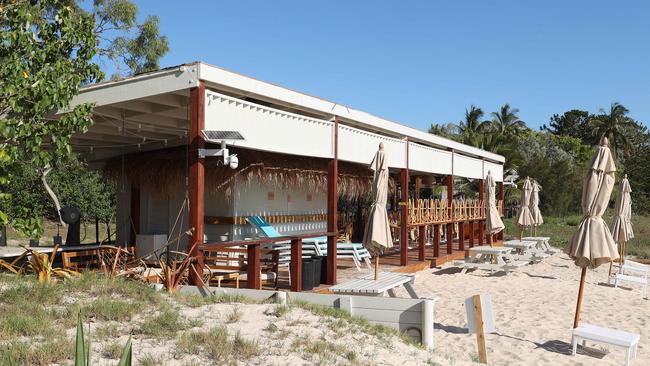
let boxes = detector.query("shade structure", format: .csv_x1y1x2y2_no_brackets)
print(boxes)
362,144,393,255
485,171,505,235
610,175,634,245
530,180,543,226
516,178,535,228
564,138,619,328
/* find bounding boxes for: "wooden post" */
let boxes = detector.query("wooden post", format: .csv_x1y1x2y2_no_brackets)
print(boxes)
446,175,454,254
573,267,587,328
188,81,205,285
472,294,488,364
247,244,261,289
415,176,422,199
129,185,140,246
418,225,425,261
478,179,485,246
468,220,474,248
290,238,303,292
326,117,339,285
498,181,505,241
458,221,465,251
400,168,409,265
433,223,440,258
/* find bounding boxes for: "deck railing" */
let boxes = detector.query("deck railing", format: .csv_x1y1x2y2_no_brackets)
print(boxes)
198,231,336,292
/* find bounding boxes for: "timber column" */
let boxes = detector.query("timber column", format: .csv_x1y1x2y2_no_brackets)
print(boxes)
400,139,410,266
478,178,485,246
498,181,505,241
326,117,339,284
446,174,454,254
188,81,206,284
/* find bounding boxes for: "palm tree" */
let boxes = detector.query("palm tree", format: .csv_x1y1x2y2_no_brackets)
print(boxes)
458,105,489,146
490,104,526,136
591,102,634,157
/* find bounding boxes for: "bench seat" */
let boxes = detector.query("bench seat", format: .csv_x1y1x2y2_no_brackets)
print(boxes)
572,323,640,366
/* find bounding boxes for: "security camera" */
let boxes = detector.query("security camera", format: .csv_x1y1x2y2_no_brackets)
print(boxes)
228,154,238,169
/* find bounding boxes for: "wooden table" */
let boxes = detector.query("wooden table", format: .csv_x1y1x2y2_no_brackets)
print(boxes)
329,271,419,298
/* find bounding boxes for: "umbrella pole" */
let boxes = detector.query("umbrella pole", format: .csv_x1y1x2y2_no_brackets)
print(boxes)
573,267,587,328
374,256,379,280
621,241,626,265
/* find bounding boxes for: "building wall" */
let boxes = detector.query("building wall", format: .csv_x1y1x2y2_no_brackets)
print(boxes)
116,175,327,248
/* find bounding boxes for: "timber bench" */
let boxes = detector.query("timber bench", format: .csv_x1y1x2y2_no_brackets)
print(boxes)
572,323,640,366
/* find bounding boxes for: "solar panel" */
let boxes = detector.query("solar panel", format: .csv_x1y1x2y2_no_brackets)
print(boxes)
202,130,245,141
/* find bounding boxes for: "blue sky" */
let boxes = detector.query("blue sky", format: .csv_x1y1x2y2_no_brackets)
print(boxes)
129,1,649,131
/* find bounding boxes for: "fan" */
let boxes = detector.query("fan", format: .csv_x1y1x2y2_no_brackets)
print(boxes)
60,206,81,246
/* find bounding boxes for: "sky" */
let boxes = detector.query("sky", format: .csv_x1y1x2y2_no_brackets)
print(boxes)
129,0,650,131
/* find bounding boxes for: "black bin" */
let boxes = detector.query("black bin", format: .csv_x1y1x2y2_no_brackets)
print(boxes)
301,259,315,291
315,256,328,285
312,257,323,287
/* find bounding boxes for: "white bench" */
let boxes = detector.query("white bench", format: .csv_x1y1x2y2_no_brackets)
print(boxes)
572,323,640,366
614,273,648,299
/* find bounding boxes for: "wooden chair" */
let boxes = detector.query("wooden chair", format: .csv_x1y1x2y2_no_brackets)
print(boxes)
62,249,100,271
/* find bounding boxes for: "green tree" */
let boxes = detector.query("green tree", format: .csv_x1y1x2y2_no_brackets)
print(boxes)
428,122,460,141
490,104,527,136
1,0,103,236
541,109,593,144
458,105,489,146
89,0,169,77
591,102,636,158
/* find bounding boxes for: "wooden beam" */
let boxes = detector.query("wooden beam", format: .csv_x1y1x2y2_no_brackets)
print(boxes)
129,185,140,246
468,220,474,248
400,138,410,266
188,81,205,285
446,175,454,254
290,238,303,292
326,117,339,285
247,244,261,289
433,223,440,258
478,179,485,246
458,220,465,251
498,181,505,241
415,176,422,199
418,225,425,261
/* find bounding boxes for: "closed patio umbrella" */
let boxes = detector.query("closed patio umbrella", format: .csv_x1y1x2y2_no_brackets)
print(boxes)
363,143,393,279
609,175,634,272
565,137,619,328
530,180,543,235
516,177,535,239
485,171,504,246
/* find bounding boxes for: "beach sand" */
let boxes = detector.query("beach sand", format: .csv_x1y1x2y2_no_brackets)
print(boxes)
385,253,649,365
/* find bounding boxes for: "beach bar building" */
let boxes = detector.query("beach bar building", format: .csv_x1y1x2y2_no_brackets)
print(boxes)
67,62,505,289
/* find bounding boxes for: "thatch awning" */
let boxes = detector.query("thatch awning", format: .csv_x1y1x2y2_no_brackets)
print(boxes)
103,147,395,198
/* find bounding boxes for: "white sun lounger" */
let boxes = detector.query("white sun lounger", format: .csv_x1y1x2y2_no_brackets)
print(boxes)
572,323,640,366
459,246,528,274
613,273,648,299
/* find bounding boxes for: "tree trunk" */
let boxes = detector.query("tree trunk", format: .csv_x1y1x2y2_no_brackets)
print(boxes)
41,168,64,226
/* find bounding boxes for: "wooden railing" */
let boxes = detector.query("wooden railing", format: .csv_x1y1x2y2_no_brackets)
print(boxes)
404,199,487,226
198,231,336,292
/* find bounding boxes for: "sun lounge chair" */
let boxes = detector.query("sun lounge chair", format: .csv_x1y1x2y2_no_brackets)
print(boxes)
246,216,372,271
620,260,650,276
572,323,640,366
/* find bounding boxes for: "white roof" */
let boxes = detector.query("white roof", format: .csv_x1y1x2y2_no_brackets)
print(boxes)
72,62,504,164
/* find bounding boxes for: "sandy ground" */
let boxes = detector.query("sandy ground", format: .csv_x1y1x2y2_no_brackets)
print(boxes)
384,253,649,366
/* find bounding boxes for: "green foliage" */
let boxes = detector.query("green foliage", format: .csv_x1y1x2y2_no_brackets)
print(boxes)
74,313,132,366
0,159,115,237
541,109,593,143
1,0,103,234
90,1,169,77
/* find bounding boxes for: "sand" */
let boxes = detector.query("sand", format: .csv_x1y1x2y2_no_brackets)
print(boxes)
385,253,649,365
